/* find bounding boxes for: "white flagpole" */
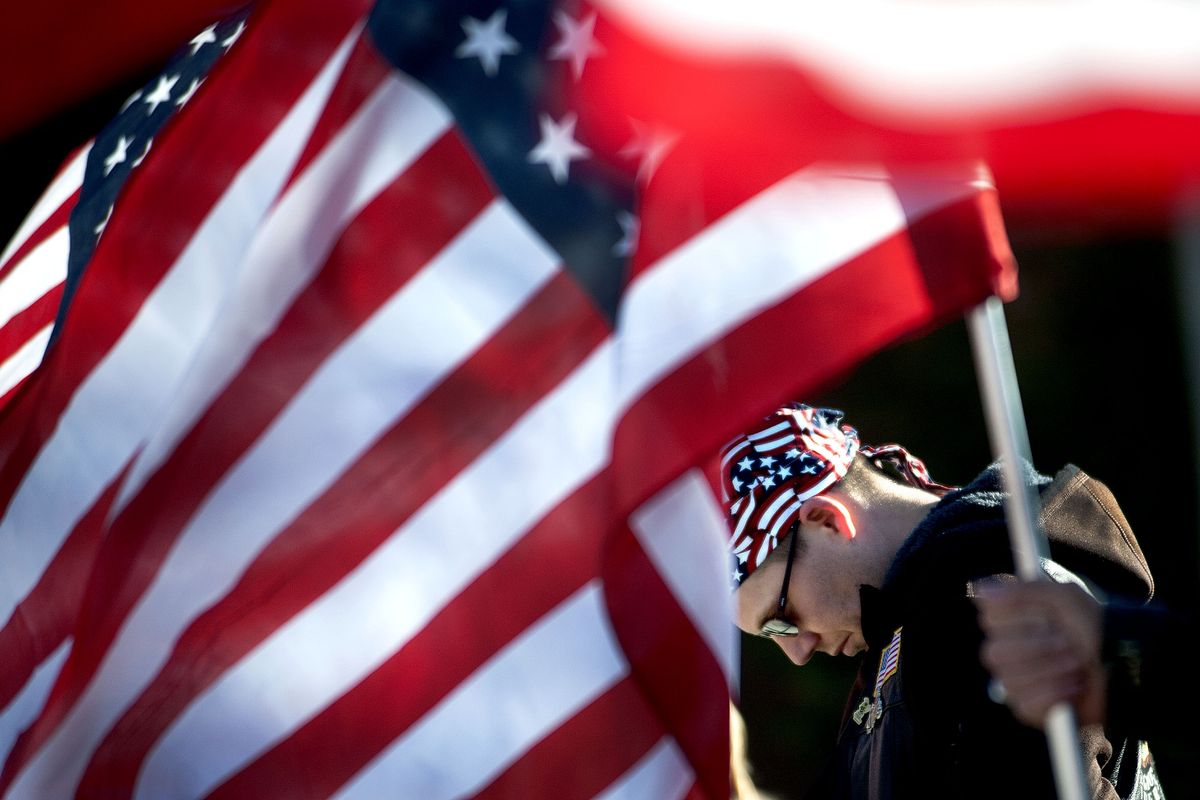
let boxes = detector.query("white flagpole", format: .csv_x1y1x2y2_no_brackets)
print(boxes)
966,296,1088,800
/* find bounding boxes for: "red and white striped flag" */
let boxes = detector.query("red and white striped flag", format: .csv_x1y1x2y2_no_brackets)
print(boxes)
0,0,1014,797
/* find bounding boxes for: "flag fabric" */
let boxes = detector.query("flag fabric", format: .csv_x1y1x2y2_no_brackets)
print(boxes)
584,0,1200,229
0,146,84,411
0,0,1014,797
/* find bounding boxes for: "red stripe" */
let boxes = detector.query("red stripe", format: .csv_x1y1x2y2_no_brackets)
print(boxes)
601,524,729,800
78,275,609,796
470,678,665,800
0,193,76,282
0,287,63,369
613,193,1008,517
0,0,373,519
286,31,392,187
204,475,616,799
5,130,495,790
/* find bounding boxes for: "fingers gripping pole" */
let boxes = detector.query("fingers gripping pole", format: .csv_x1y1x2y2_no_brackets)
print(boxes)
966,297,1088,800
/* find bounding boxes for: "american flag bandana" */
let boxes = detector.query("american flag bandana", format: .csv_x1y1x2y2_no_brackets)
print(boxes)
721,404,952,588
721,404,860,586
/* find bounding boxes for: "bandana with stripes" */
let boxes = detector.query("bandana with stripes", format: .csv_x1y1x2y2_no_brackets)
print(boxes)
720,404,951,588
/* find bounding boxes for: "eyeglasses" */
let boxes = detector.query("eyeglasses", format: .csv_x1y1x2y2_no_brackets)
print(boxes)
760,521,800,638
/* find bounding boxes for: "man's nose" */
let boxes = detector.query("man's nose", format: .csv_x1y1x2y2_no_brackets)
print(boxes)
776,632,821,666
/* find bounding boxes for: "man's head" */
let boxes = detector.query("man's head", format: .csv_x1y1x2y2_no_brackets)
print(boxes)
720,404,949,665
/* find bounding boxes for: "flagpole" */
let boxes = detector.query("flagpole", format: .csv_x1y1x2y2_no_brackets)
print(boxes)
966,296,1088,800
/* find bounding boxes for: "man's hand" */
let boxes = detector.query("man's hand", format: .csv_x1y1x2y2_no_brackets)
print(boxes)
973,581,1107,728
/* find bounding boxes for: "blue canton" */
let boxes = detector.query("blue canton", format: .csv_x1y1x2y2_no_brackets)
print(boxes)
367,0,636,323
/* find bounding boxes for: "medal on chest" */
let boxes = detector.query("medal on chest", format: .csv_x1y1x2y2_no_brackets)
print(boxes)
853,626,902,733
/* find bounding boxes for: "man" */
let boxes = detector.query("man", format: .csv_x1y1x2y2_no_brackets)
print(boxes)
723,403,1163,798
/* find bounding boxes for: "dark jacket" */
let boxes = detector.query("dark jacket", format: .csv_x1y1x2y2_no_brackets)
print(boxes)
827,464,1161,800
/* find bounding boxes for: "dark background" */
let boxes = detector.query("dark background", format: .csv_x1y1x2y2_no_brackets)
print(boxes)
739,236,1199,798
4,68,1196,800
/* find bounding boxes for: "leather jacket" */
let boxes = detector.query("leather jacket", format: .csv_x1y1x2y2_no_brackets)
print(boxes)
825,464,1164,800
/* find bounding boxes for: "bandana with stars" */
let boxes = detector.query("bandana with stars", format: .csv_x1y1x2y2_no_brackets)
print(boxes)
720,404,951,588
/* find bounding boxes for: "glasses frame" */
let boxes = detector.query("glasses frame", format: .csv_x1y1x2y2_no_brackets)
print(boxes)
759,521,801,638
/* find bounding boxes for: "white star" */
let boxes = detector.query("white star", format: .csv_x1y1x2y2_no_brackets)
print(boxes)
94,205,113,237
777,466,792,480
801,464,819,475
736,549,750,564
732,568,743,583
759,456,776,468
456,10,519,77
737,456,754,472
761,475,777,489
190,24,217,54
528,112,590,184
612,210,638,257
731,476,743,493
223,20,246,49
143,74,179,115
785,448,802,460
175,78,203,107
104,136,131,176
132,137,153,168
619,119,678,184
548,10,604,81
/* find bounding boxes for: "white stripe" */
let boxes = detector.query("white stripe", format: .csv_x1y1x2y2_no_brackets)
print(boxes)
731,489,755,543
768,499,802,542
331,584,626,800
746,420,790,442
114,70,452,513
600,0,1200,119
631,470,738,681
0,28,356,642
0,640,70,768
752,433,794,451
0,325,52,399
758,486,796,531
593,737,693,800
0,145,89,270
617,163,980,412
138,333,612,797
12,202,559,798
0,227,69,330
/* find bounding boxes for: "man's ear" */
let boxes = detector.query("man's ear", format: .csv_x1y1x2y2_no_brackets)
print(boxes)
800,495,857,540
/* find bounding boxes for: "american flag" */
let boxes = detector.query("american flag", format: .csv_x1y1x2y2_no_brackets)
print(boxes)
0,0,1013,796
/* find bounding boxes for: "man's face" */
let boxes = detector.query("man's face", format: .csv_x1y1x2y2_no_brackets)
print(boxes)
734,521,870,666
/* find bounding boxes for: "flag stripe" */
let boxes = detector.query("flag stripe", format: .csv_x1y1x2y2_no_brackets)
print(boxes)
0,479,121,718
5,199,560,797
602,522,730,797
0,327,52,405
77,273,606,796
63,128,495,759
0,641,70,773
629,469,737,681
471,678,665,800
112,66,454,514
0,27,359,639
326,583,626,800
0,229,69,331
136,334,612,796
199,472,615,800
0,3,368,524
592,736,694,800
287,31,396,188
